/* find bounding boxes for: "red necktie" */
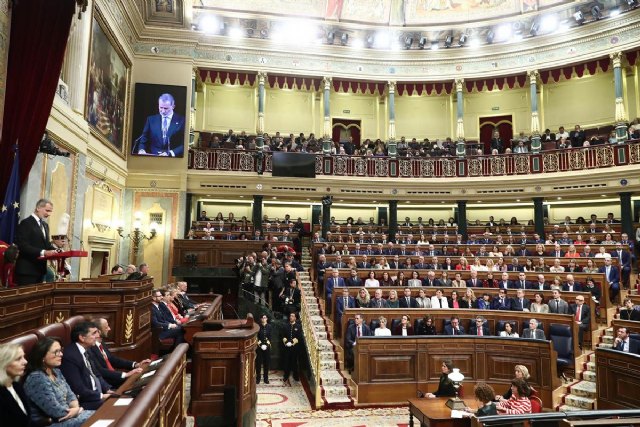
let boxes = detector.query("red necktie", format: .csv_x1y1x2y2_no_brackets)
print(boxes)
575,307,581,321
99,343,114,371
478,327,483,336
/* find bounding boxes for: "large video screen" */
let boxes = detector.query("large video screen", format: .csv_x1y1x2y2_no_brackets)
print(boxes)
130,83,188,158
272,152,316,178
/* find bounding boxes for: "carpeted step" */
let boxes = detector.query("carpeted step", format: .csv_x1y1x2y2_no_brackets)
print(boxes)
604,327,614,336
320,371,346,386
318,339,334,351
598,343,613,349
564,394,595,410
582,370,597,382
319,359,338,370
322,385,351,397
568,381,596,399
601,335,614,344
585,361,596,372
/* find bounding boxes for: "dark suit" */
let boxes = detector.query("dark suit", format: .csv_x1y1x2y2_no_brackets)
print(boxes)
368,298,389,308
345,276,362,287
0,382,31,426
562,283,583,292
137,113,185,156
150,303,185,344
570,303,591,347
336,295,356,320
466,278,482,288
345,323,371,369
598,265,620,300
512,297,531,311
15,215,55,285
444,324,466,335
392,324,414,336
60,343,111,410
469,325,491,336
399,296,418,308
513,280,530,289
491,296,512,310
522,328,546,340
88,342,136,387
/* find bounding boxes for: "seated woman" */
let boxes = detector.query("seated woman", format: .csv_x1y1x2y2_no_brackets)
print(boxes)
582,259,599,274
0,343,30,425
448,290,462,309
374,316,391,336
416,315,437,335
392,315,414,336
364,271,380,288
464,382,497,417
500,322,519,338
394,271,407,287
380,271,394,287
497,365,537,400
440,271,453,287
530,293,550,313
419,360,457,398
407,271,422,287
416,289,431,308
165,288,189,324
461,288,476,309
455,257,470,270
355,287,370,308
496,378,532,414
24,337,94,426
387,289,400,308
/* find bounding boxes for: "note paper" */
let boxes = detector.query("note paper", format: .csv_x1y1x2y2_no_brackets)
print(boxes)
90,420,114,427
150,359,163,366
141,370,156,379
113,398,134,406
450,410,465,418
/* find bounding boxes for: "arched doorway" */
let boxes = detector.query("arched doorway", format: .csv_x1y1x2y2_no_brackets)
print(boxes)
479,115,513,153
332,119,361,154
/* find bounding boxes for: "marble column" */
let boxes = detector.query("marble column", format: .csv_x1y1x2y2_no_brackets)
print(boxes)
533,197,545,239
321,196,332,239
387,81,397,157
190,69,196,147
322,76,332,155
61,0,92,113
0,0,11,129
611,52,628,142
388,200,398,242
457,201,467,239
256,71,267,150
528,70,542,153
252,195,263,232
620,192,633,237
455,79,466,157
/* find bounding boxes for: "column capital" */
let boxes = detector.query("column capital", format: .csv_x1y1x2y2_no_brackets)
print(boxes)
455,78,464,92
257,71,267,84
387,80,396,93
322,76,332,89
610,51,624,68
527,70,539,84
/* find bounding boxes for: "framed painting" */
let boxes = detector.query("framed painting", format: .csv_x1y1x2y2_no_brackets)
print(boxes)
85,5,131,158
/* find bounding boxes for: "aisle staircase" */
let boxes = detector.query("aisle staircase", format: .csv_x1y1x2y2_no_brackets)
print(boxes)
299,247,353,408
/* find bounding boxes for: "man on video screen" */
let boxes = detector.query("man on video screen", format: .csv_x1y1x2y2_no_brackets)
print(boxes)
135,93,185,156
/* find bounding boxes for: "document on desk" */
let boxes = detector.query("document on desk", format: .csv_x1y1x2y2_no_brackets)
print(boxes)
113,398,134,406
141,370,157,379
89,420,114,427
150,358,163,366
450,410,465,418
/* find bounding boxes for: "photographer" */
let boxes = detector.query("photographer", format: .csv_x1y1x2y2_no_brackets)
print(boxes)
253,256,270,305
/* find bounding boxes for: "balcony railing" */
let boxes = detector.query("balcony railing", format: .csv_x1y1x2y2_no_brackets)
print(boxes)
188,140,640,178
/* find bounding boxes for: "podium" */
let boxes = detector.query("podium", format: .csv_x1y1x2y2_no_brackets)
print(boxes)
40,250,88,280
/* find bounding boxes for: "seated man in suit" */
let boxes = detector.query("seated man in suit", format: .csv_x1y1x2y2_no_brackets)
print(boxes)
150,289,185,347
345,268,362,287
570,295,590,349
548,289,570,314
491,289,513,311
325,269,345,312
611,242,632,289
469,316,490,336
511,289,531,311
369,288,389,308
522,319,546,340
512,272,529,290
498,272,512,290
399,287,418,308
60,321,114,410
613,327,639,353
562,274,582,292
345,314,371,372
598,257,620,302
444,316,465,335
530,274,550,291
89,318,150,387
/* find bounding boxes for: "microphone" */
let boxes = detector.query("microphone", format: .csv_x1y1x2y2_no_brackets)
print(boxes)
132,135,144,154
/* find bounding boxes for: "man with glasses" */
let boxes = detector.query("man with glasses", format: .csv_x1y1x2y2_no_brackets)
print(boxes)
522,319,545,340
150,289,185,346
60,321,114,410
570,295,590,350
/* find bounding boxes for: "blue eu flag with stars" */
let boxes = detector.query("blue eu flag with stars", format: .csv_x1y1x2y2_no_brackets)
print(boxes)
0,145,20,244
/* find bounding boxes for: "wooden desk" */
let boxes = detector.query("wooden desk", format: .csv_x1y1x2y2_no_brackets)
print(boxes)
409,397,477,427
182,299,220,344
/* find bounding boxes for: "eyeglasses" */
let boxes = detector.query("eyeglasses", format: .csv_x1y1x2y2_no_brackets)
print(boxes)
49,349,63,356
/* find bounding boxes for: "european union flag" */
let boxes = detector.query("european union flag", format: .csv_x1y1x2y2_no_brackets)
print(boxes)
0,145,20,244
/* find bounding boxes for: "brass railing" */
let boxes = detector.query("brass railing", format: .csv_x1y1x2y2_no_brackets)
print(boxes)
299,285,323,408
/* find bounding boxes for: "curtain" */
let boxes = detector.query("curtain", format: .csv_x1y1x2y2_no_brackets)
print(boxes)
0,0,76,196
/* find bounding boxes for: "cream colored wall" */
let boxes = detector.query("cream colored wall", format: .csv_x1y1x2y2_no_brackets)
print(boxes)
264,88,314,135
467,206,534,223
196,83,256,133
200,202,252,221
330,205,377,222
263,203,312,222
624,64,639,122
547,202,621,223
395,95,451,140
397,207,455,221
541,72,615,130
463,87,531,140
330,92,381,140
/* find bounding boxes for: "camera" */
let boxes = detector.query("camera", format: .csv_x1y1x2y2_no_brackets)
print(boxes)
39,133,70,157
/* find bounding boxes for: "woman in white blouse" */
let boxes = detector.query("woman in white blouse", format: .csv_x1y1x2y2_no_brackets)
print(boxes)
430,289,449,309
364,271,380,288
500,322,519,338
374,316,392,336
416,289,432,308
549,258,565,273
407,271,422,287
